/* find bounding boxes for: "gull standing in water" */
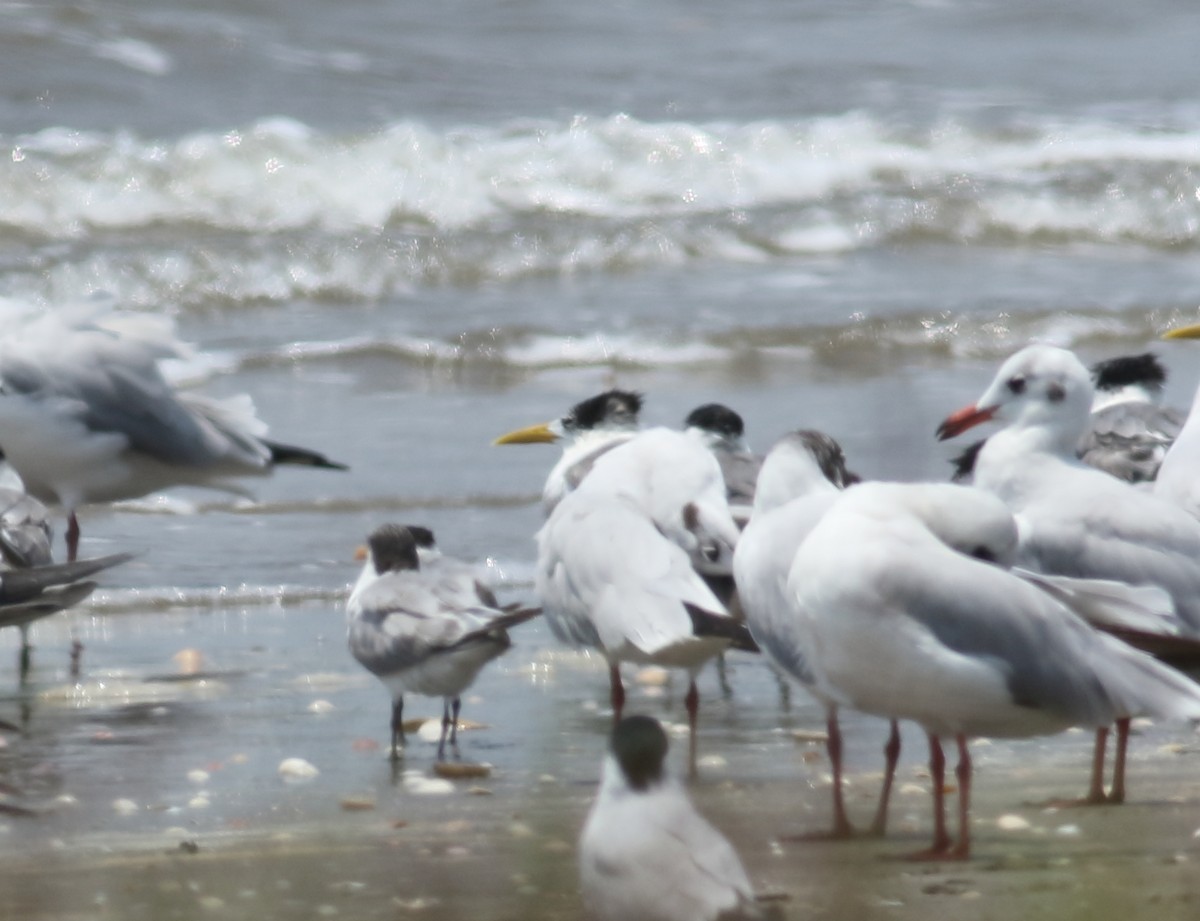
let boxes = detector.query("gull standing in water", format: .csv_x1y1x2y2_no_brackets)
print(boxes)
790,481,1200,859
937,343,1200,802
734,430,902,838
0,302,346,561
493,389,643,513
536,428,756,776
347,524,540,761
579,715,767,921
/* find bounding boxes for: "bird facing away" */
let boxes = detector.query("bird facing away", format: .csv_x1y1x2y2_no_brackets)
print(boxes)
493,389,643,513
789,480,1200,858
734,430,900,839
535,428,756,776
683,403,764,522
346,524,539,761
579,715,766,921
0,302,346,561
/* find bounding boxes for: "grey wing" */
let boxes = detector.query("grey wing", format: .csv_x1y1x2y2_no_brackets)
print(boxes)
887,550,1121,727
717,451,762,505
1079,403,1184,482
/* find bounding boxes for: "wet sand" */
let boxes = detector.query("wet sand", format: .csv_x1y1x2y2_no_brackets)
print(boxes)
2,605,1199,921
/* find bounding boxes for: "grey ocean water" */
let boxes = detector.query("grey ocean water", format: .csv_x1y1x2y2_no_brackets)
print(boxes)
3,2,1200,919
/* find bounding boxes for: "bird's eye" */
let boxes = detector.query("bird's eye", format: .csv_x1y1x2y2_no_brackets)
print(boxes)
1046,382,1066,403
1007,376,1026,395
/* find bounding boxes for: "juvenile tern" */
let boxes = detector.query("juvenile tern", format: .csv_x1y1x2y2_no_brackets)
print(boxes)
347,524,540,760
790,481,1200,858
0,303,347,561
493,389,642,513
579,715,765,921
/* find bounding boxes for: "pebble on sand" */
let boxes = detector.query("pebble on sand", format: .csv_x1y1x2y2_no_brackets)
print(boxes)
278,758,320,783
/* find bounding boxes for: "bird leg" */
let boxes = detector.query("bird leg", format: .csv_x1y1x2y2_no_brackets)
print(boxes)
824,706,855,838
1084,726,1110,804
867,719,902,837
685,679,700,781
1108,717,1130,804
437,700,451,761
18,625,31,684
389,697,405,761
449,696,462,748
950,734,972,860
608,664,625,725
905,733,953,860
66,512,80,563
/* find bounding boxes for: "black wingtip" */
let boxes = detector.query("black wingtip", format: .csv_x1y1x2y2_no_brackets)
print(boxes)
684,603,760,653
265,440,349,471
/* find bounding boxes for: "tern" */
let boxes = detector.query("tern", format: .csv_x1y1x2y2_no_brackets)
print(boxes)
346,524,540,761
579,715,766,921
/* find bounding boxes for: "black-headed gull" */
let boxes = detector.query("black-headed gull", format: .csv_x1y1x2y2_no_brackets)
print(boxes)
0,303,347,561
734,430,900,838
789,480,1200,858
579,715,765,921
347,524,540,761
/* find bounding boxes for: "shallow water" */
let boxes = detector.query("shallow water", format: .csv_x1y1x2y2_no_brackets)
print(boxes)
5,0,1200,916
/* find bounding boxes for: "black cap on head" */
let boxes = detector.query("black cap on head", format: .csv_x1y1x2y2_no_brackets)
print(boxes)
795,430,855,488
403,525,437,550
367,524,420,574
1090,353,1167,393
611,714,669,791
685,403,745,440
565,389,643,433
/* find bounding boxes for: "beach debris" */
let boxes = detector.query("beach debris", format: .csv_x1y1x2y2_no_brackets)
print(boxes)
278,758,320,783
432,762,492,780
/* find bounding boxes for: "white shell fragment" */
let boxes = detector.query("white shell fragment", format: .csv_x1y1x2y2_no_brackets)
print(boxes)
278,758,320,783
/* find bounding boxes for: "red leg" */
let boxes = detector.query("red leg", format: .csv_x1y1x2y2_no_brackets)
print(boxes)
950,734,972,860
1085,726,1110,804
685,680,699,780
609,664,625,725
826,706,855,838
1109,718,1130,804
906,733,952,860
868,719,902,836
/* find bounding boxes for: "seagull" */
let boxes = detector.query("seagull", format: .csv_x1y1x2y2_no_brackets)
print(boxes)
789,480,1200,859
949,352,1182,486
579,715,766,921
0,303,347,561
0,486,132,678
493,389,643,513
936,342,1200,802
535,428,757,776
346,524,540,761
734,430,901,838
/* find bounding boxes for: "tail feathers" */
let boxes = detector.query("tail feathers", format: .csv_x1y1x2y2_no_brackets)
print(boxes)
0,581,97,628
1094,629,1200,721
454,606,542,647
0,552,133,605
1098,624,1200,669
265,439,349,471
684,603,760,653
